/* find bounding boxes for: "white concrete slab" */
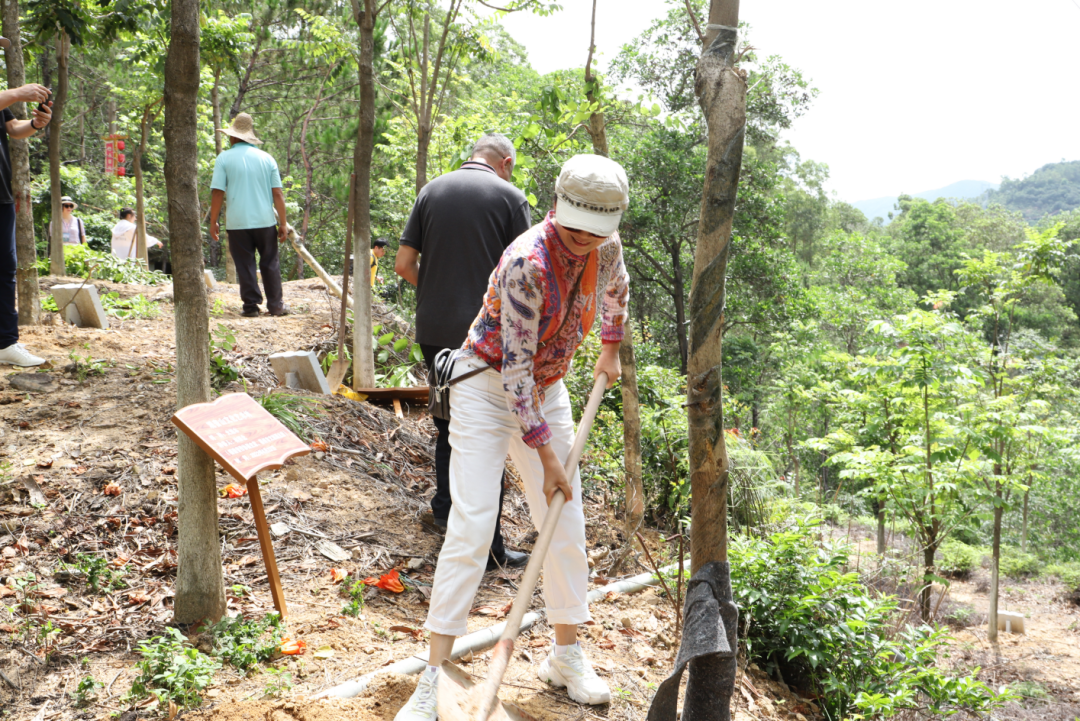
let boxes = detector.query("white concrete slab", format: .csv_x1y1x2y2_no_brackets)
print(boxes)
998,611,1026,634
268,350,331,395
51,283,109,330
204,270,217,289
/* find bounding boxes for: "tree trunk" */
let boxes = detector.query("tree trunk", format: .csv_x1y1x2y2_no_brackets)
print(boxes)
682,3,744,718
350,0,377,389
208,71,222,269
876,497,886,555
134,111,151,265
48,33,69,276
988,494,1002,644
164,0,226,626
1021,485,1029,553
673,247,688,374
921,541,936,623
2,0,39,325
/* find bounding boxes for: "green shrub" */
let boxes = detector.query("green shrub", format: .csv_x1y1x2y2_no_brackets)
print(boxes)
36,245,168,285
1041,562,1080,591
202,613,283,673
999,547,1042,579
939,539,983,578
127,627,220,709
729,522,1013,720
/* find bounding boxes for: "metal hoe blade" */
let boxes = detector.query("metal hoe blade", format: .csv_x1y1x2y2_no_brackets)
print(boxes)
435,373,610,721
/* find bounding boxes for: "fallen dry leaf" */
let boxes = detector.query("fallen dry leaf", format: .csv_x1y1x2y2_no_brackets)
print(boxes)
162,467,176,475
65,401,81,408
103,483,122,496
473,601,513,619
0,586,14,598
128,592,150,605
330,568,348,583
389,625,423,640
36,459,53,469
72,466,88,474
310,438,329,452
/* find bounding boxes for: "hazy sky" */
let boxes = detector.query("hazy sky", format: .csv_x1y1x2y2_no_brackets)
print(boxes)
490,0,1080,203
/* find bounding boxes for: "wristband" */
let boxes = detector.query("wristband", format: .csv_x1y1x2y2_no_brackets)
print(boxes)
29,119,39,130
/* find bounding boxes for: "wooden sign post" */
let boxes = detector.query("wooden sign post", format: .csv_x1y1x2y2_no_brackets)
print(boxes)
172,393,311,618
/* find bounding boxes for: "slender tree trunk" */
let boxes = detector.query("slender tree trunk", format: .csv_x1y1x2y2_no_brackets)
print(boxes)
3,0,39,325
673,249,688,374
414,14,431,194
165,0,226,626
297,66,332,281
1021,484,1029,553
921,540,936,622
350,0,377,389
988,496,1002,644
48,33,69,276
229,22,267,120
876,497,886,555
683,3,744,718
208,71,222,269
134,111,151,265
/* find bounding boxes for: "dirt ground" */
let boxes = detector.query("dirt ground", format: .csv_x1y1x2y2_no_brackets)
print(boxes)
0,278,816,721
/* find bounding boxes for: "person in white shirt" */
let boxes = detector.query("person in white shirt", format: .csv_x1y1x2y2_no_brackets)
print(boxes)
110,208,160,259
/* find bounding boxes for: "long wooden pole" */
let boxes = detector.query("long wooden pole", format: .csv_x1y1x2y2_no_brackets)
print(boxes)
245,474,287,617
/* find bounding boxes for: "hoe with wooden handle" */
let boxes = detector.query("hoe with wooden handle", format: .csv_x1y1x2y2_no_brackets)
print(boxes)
325,173,356,391
438,372,610,721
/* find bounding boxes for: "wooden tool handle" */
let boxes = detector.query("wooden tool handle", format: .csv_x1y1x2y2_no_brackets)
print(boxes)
473,373,609,721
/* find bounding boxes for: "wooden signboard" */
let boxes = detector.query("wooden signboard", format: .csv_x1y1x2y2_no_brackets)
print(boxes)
172,393,311,617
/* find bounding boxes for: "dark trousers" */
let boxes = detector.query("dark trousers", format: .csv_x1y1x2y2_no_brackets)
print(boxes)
0,203,17,349
227,226,284,314
420,343,507,561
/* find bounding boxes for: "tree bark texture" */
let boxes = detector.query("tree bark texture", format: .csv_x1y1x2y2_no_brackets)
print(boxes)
683,4,744,718
350,0,377,389
164,0,226,626
134,109,154,265
876,498,886,556
2,0,40,325
988,500,1002,644
48,33,69,276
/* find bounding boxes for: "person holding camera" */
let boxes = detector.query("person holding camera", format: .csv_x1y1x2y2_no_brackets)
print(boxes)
0,76,53,368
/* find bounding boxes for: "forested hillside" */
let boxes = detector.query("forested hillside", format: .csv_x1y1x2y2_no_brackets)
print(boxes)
982,160,1080,221
3,1,1080,720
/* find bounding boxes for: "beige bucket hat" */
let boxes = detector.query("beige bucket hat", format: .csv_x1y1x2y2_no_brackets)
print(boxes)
554,154,629,237
218,112,262,145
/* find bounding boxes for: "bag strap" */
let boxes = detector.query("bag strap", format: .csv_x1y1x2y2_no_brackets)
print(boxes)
444,364,488,388
539,257,588,350
433,348,488,391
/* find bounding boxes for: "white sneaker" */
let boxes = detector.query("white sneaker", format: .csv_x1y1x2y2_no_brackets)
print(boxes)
395,666,439,721
537,643,611,705
0,343,45,367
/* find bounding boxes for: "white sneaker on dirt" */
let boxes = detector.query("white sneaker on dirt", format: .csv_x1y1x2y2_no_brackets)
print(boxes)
0,343,45,367
395,666,439,721
537,643,611,705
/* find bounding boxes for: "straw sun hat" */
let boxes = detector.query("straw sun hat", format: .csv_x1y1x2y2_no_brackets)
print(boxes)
217,112,262,145
554,154,629,238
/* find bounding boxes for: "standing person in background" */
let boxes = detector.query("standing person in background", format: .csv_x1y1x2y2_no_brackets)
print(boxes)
48,196,86,248
370,237,388,287
208,112,289,318
395,133,531,572
0,75,52,367
111,208,160,259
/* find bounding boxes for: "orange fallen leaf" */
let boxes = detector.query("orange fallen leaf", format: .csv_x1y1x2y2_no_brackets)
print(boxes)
220,483,247,498
279,639,307,655
330,568,349,583
363,569,405,593
36,459,53,469
310,438,329,452
103,483,122,496
389,625,423,639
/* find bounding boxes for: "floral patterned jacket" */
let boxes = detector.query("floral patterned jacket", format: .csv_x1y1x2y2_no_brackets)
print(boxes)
462,211,629,447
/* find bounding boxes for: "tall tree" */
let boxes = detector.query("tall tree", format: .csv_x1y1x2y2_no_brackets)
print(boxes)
165,0,226,625
349,0,387,389
2,0,39,324
685,0,744,717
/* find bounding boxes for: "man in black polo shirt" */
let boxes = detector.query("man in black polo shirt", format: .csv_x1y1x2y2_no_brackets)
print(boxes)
396,133,531,571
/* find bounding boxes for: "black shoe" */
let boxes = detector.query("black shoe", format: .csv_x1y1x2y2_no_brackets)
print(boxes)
420,512,447,533
269,304,291,317
241,309,260,317
487,549,529,572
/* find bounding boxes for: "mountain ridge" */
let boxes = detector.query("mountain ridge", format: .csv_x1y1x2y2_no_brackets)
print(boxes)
852,180,998,223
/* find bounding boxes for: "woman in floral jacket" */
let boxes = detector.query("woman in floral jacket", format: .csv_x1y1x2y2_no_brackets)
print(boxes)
396,155,631,721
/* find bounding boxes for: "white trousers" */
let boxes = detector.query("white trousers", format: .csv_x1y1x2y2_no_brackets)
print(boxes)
423,358,591,637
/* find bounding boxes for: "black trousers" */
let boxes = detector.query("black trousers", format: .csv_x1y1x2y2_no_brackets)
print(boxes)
227,226,284,314
420,343,507,561
0,203,16,349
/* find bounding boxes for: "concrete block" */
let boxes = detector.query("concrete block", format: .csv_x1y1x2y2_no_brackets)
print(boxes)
50,283,109,330
997,611,1025,634
268,350,331,395
204,270,216,289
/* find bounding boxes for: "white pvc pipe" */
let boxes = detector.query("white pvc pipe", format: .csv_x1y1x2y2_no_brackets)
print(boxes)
313,563,682,699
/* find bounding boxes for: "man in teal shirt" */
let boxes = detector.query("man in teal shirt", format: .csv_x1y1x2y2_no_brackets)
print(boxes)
209,113,290,317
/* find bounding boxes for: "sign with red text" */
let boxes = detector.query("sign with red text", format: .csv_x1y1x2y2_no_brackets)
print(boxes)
172,393,310,482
